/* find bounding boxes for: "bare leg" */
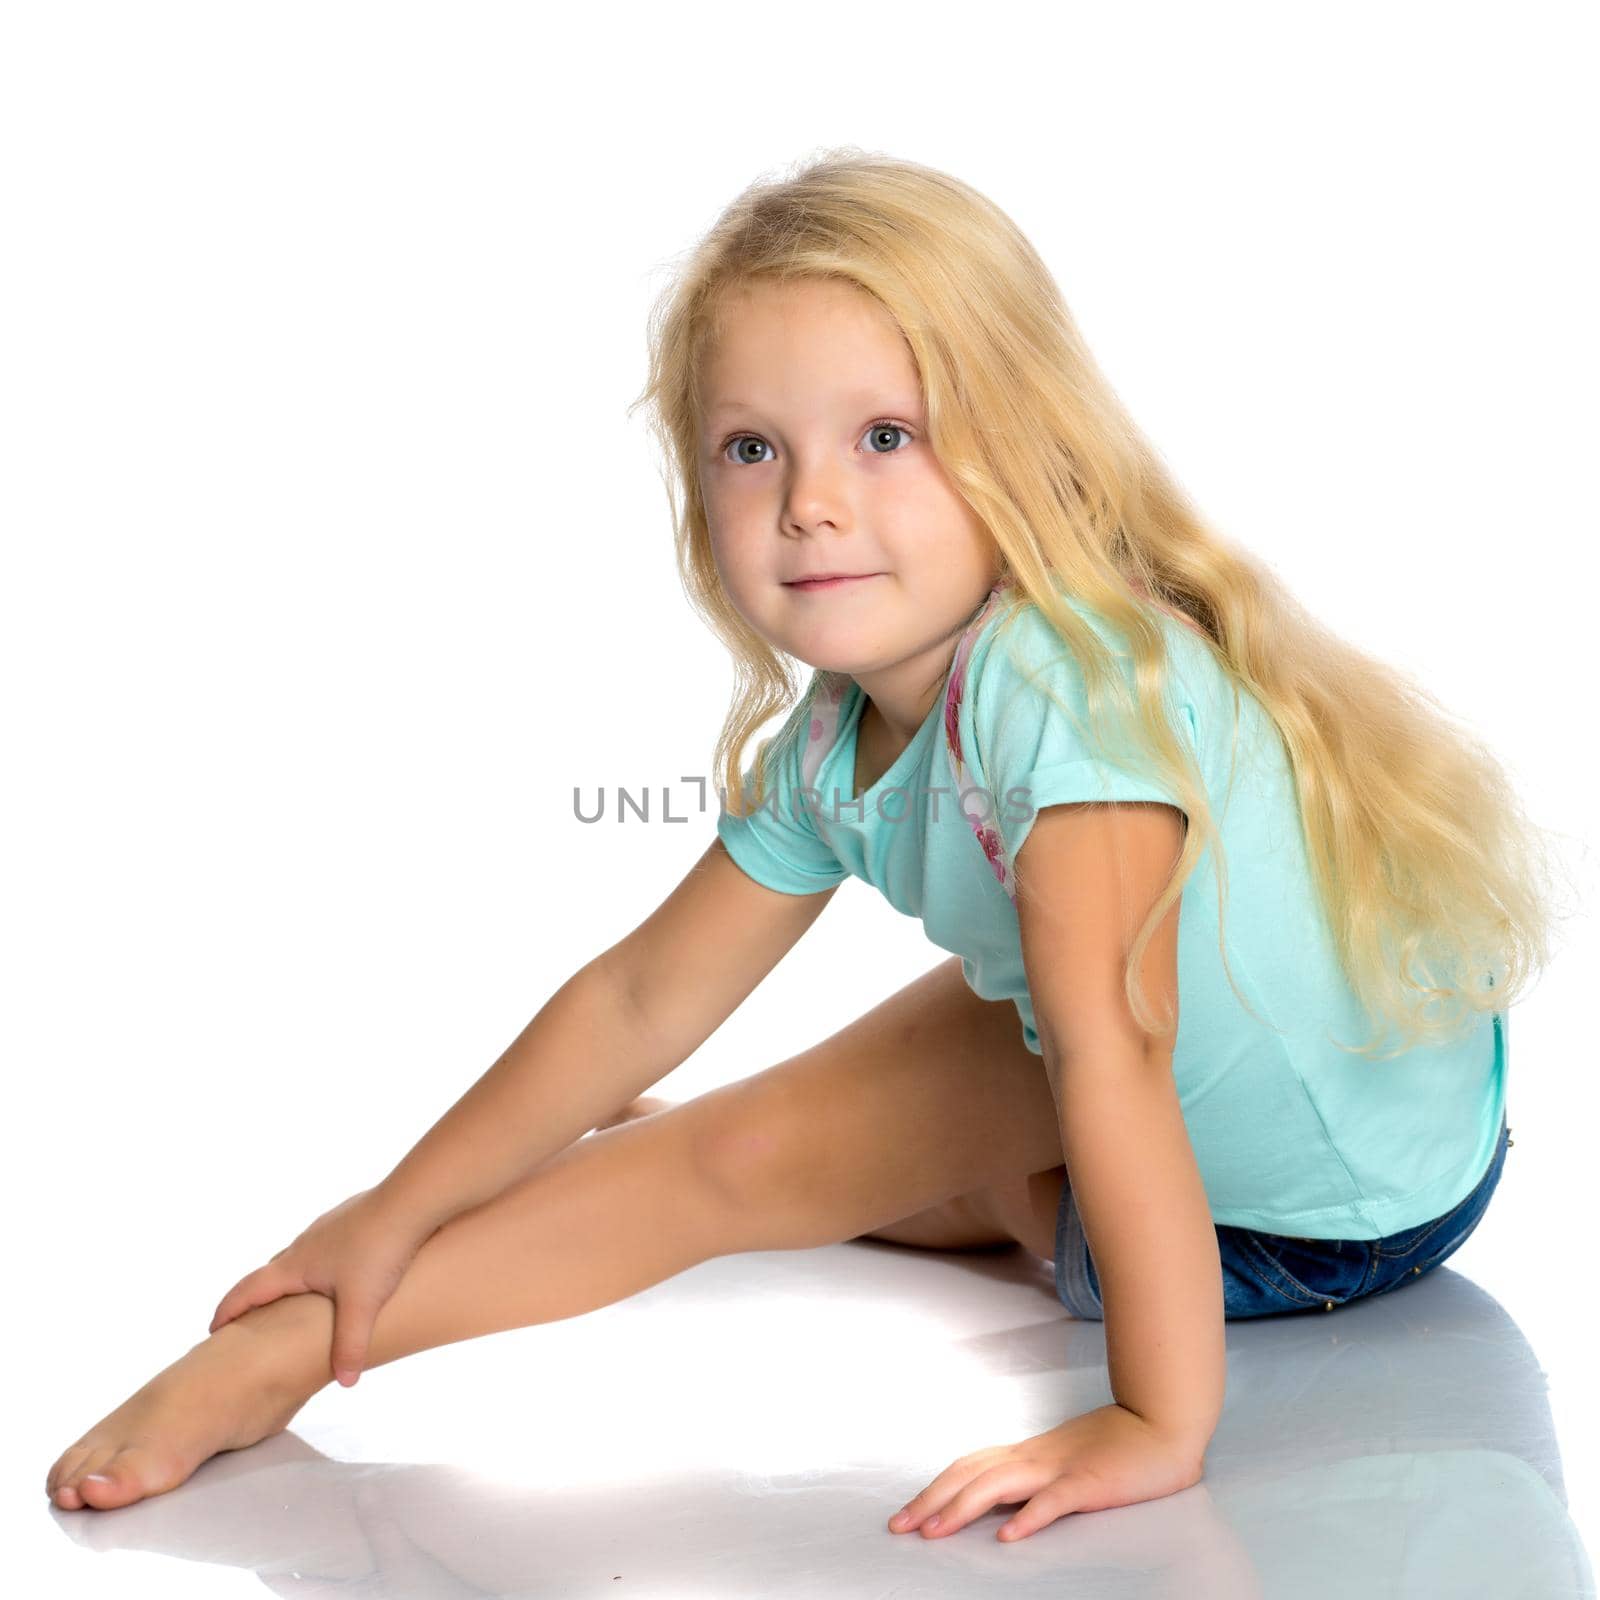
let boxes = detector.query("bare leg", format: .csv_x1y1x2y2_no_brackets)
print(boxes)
45,1108,735,1512
47,958,1067,1511
598,1095,1056,1255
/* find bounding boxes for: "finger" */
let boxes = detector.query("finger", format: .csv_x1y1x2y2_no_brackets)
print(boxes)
919,1465,1034,1539
210,1266,297,1333
209,1275,261,1333
890,1461,986,1533
888,1495,937,1532
331,1294,383,1386
998,1480,1077,1541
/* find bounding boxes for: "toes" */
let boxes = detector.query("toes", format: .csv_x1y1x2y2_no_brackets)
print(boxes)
74,1456,138,1508
47,1445,93,1500
49,1445,111,1509
78,1445,184,1508
51,1474,85,1510
52,1448,138,1511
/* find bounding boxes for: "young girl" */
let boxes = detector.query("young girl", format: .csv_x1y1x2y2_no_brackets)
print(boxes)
45,150,1561,1542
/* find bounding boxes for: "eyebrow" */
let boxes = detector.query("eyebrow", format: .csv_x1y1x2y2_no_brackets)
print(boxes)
705,393,921,419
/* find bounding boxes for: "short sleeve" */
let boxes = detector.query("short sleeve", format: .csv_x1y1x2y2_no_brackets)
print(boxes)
715,689,851,896
967,602,1193,877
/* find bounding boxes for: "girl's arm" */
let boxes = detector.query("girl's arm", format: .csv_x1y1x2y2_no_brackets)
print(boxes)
375,838,838,1230
1016,799,1225,1456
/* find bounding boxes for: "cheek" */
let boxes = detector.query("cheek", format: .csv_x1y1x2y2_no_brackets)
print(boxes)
876,466,975,543
703,480,768,553
705,534,764,614
898,452,963,504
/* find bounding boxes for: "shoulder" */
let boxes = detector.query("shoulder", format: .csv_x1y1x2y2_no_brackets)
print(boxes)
965,590,1109,718
956,584,1217,793
968,584,1210,715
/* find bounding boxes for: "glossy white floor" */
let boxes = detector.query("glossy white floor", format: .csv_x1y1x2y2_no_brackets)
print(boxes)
20,1097,1596,1598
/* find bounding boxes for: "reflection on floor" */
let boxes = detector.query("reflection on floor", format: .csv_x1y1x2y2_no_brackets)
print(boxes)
34,1233,1596,1597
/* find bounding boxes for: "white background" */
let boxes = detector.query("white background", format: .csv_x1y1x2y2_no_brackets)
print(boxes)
6,1,1596,1591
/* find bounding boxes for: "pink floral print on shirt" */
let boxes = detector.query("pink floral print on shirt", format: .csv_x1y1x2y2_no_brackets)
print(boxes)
790,579,1018,897
798,674,849,790
944,579,1017,900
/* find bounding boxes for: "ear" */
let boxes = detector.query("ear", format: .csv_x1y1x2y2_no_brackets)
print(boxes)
1013,801,1186,1079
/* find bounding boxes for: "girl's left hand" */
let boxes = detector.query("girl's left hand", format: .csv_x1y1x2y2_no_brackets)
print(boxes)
888,1403,1207,1543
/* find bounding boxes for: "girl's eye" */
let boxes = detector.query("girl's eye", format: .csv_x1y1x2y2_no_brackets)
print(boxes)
720,420,915,467
862,421,914,455
724,435,774,466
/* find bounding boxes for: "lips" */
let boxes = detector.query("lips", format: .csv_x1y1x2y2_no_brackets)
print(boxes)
785,573,880,590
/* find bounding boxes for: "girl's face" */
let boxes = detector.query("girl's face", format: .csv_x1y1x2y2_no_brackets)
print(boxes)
698,276,1000,684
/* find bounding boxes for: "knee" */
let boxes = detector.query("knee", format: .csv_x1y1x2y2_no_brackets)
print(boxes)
684,1081,811,1217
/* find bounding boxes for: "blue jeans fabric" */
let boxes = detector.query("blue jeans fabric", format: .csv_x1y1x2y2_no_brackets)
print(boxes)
1054,1112,1511,1320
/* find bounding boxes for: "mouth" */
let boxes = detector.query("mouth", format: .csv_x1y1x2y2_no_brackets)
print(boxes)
783,573,883,592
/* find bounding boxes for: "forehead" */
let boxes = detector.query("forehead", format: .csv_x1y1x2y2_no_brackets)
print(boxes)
700,283,922,416
703,384,919,420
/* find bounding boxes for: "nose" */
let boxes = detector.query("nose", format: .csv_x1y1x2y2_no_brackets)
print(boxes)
780,451,851,537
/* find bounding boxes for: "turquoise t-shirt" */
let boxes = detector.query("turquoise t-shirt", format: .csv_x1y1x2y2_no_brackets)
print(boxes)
715,583,1507,1240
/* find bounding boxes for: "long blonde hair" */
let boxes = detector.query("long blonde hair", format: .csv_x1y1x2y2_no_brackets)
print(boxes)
628,147,1574,1060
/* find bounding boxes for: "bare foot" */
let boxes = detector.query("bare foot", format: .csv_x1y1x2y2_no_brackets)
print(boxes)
46,1290,335,1512
593,1094,676,1132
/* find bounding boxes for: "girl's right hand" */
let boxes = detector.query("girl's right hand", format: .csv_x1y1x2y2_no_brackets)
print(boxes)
208,1186,441,1388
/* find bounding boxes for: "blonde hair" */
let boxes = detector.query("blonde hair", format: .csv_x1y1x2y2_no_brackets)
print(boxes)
628,146,1575,1060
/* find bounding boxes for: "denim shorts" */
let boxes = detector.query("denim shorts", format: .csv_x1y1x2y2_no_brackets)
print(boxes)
1054,1112,1512,1320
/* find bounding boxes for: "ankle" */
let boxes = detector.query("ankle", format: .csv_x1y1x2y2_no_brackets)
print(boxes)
228,1291,339,1402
